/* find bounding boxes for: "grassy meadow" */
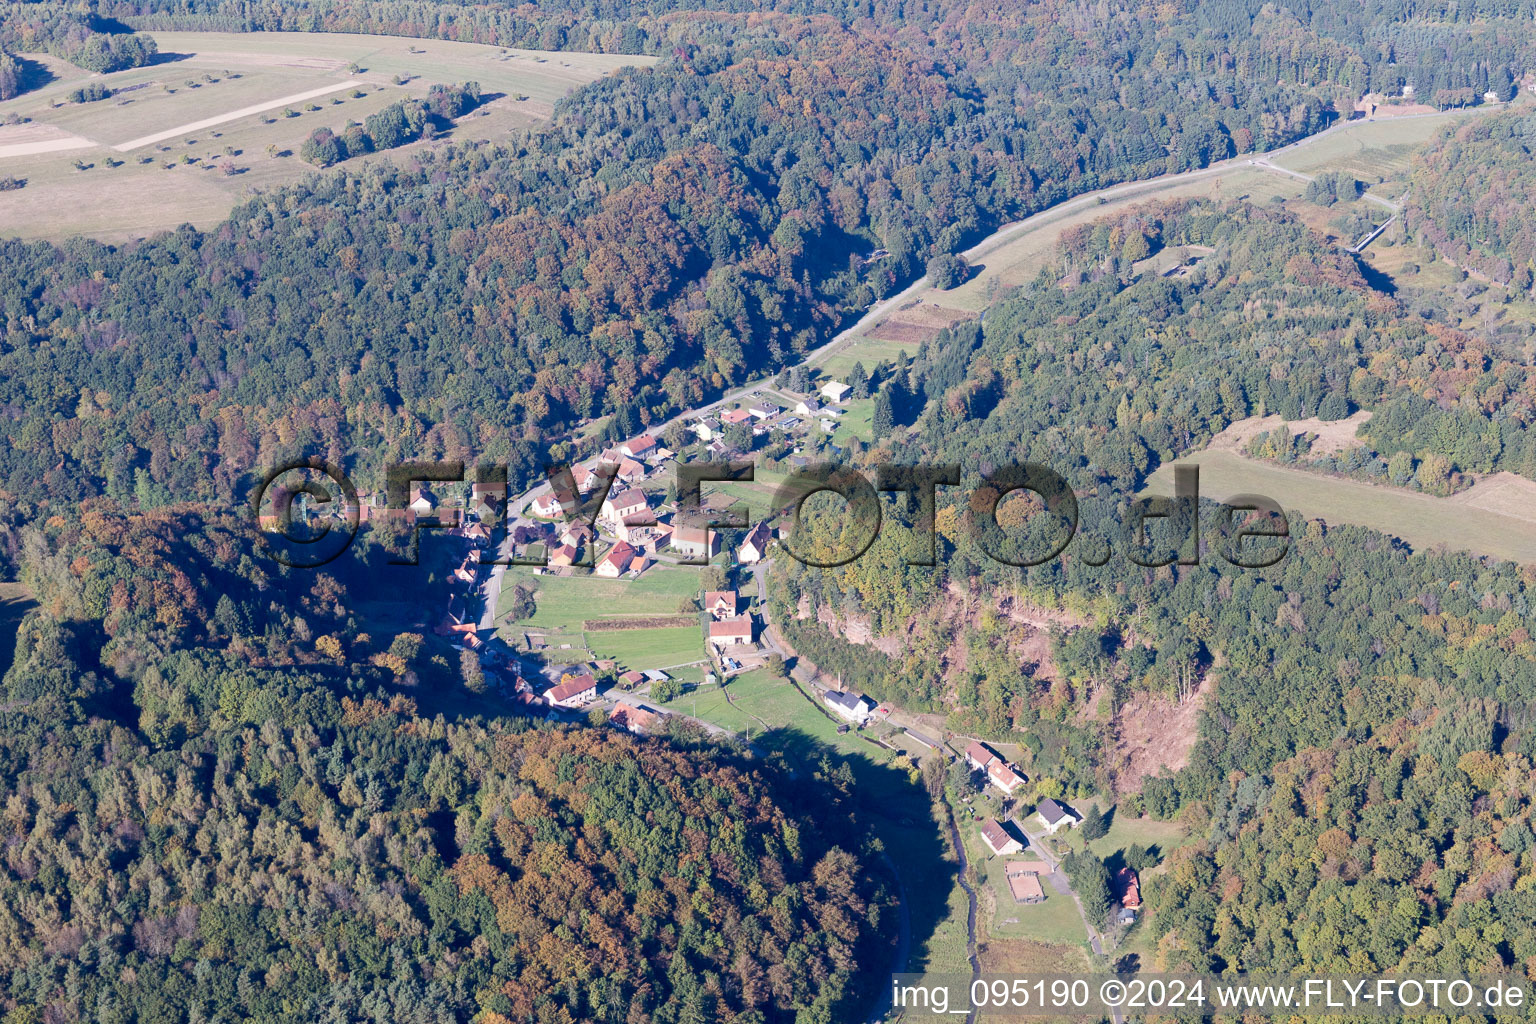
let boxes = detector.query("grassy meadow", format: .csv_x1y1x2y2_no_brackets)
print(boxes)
0,31,652,240
1142,450,1536,565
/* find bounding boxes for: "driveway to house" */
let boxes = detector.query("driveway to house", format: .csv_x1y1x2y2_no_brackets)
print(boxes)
1020,821,1122,1022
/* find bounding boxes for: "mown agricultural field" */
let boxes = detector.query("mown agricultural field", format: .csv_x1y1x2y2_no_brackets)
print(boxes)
0,30,651,240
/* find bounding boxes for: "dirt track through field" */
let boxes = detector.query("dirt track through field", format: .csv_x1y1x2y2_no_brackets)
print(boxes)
111,79,364,151
0,124,97,160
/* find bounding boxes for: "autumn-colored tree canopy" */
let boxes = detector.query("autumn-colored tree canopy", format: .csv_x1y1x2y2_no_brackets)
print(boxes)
0,505,893,1023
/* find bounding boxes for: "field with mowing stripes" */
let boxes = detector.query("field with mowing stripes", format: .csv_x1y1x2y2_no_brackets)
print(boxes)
0,31,653,240
1143,451,1536,565
1266,109,1483,198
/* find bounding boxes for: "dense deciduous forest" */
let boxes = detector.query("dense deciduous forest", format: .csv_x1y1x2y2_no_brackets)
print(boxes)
0,4,157,73
1408,108,1536,291
774,198,1536,768
3,0,1532,536
0,6,1342,523
97,0,1536,107
770,196,1536,975
0,505,892,1023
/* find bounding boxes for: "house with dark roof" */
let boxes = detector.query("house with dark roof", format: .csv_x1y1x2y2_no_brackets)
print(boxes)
823,690,874,725
738,520,774,564
1035,798,1075,834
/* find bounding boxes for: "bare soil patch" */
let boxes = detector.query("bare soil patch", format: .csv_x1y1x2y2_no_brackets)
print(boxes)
816,605,904,656
1207,409,1371,457
868,301,975,344
0,123,95,159
1107,674,1214,795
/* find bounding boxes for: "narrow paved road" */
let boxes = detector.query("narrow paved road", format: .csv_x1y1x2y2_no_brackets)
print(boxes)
1021,822,1124,1024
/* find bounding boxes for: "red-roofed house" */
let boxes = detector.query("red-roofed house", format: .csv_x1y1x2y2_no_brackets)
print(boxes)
979,818,1024,856
546,674,598,708
670,523,717,560
601,488,649,525
1114,867,1141,910
966,741,999,772
621,435,657,459
721,408,752,425
987,760,1027,796
615,511,659,544
707,616,753,649
595,541,638,578
531,492,565,518
703,591,739,618
610,702,665,735
616,457,647,484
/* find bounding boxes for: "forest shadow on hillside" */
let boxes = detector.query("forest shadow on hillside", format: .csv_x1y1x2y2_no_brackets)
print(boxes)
0,583,36,684
12,56,60,95
746,724,958,992
1353,253,1398,295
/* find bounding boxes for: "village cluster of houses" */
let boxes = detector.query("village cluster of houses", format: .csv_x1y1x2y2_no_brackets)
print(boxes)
429,488,508,656
526,433,778,574
687,380,855,448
